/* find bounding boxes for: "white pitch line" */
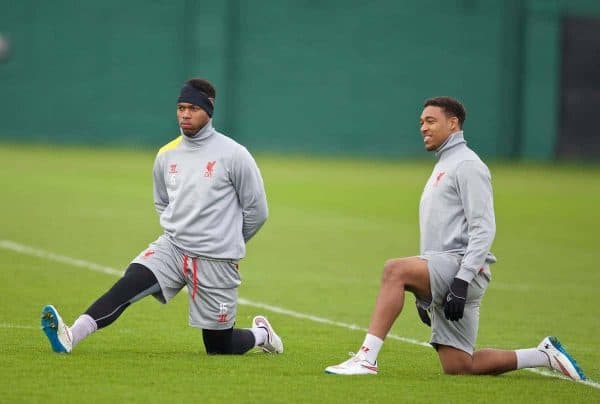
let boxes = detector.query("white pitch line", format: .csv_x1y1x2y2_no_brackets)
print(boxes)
237,297,430,348
1,239,597,389
0,240,123,277
0,323,38,330
0,322,136,335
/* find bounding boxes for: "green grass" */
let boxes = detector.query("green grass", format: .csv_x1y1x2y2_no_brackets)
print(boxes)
0,143,599,403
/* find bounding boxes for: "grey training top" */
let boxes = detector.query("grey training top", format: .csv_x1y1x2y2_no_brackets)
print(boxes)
153,120,268,259
419,131,496,283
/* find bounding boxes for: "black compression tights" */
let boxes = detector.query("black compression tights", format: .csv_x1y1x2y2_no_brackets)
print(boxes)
84,263,256,354
84,263,161,329
202,328,256,355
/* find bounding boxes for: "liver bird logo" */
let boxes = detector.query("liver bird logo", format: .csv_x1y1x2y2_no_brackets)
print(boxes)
434,171,445,187
204,161,216,177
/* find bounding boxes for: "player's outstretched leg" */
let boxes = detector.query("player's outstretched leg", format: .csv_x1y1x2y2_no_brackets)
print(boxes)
41,305,73,353
455,336,587,378
537,336,586,381
41,264,161,353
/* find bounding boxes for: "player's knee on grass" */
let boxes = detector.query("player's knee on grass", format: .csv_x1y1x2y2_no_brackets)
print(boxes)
441,363,473,375
440,357,474,375
202,328,234,354
202,328,256,355
437,345,474,375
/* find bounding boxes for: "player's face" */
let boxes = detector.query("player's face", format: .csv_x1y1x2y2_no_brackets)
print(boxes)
177,102,210,137
419,106,459,151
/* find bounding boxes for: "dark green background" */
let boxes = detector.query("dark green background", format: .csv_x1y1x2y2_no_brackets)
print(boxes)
1,0,599,158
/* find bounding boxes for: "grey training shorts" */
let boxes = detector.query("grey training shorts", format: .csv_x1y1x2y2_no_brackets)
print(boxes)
418,252,490,355
131,235,241,330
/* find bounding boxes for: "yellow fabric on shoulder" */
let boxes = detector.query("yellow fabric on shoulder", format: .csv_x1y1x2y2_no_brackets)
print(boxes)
158,136,183,155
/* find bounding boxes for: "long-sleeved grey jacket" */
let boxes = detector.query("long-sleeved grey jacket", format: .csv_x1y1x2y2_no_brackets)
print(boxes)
153,120,268,259
419,131,496,283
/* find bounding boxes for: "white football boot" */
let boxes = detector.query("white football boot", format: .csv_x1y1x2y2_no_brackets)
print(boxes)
41,305,73,353
252,315,283,354
537,336,586,381
325,352,378,375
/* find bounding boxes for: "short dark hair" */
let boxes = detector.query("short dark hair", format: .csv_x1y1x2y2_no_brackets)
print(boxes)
186,78,216,99
423,96,466,128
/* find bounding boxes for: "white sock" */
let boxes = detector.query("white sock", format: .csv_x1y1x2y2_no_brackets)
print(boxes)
515,348,549,369
359,334,384,364
251,327,268,347
70,314,98,347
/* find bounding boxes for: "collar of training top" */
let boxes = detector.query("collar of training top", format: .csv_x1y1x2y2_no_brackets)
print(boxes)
180,119,215,146
178,84,214,117
435,131,466,157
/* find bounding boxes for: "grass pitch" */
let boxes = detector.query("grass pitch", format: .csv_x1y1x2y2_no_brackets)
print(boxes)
0,143,599,403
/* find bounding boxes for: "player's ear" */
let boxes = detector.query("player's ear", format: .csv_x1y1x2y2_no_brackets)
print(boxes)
449,116,459,131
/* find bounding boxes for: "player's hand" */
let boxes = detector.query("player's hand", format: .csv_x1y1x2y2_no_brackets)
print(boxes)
415,301,431,327
443,278,469,321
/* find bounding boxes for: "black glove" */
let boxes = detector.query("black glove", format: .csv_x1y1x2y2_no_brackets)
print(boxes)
415,301,431,327
443,278,469,321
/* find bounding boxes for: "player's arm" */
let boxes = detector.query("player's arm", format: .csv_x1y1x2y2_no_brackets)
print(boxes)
444,160,496,321
152,153,169,216
231,146,268,242
455,159,496,283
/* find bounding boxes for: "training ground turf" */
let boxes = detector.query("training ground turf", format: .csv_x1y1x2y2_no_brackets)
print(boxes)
1,144,599,403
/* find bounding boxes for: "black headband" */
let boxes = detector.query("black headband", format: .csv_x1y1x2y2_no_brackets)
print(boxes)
178,84,214,117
